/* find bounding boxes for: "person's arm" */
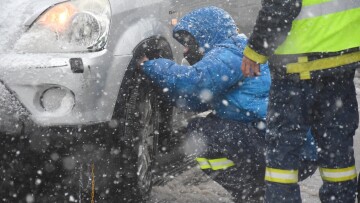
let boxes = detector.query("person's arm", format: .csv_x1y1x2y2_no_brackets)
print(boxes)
242,0,302,77
142,48,243,109
138,56,209,111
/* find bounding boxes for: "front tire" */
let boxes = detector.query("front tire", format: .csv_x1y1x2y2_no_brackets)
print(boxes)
119,72,160,202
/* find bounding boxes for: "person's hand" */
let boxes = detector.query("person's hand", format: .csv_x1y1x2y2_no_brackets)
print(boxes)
137,55,149,68
241,56,260,77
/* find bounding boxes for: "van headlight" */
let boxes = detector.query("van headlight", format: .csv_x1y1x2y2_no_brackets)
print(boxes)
14,0,111,53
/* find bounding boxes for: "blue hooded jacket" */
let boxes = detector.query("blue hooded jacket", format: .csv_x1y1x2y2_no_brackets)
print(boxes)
143,6,271,123
143,6,317,161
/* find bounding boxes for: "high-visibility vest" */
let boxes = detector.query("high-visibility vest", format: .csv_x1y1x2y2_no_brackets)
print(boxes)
275,0,360,55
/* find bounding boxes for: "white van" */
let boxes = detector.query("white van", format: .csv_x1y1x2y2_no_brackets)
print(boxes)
0,0,260,202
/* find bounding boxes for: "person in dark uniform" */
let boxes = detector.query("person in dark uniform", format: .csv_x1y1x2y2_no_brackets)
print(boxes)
241,0,360,202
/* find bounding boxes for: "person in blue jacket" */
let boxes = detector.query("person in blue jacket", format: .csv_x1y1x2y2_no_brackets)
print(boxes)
139,6,317,202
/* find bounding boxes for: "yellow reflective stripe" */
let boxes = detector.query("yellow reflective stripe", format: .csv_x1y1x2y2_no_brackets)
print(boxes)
297,57,311,79
320,166,357,182
265,167,299,184
243,46,268,64
196,157,235,170
208,158,235,170
286,51,360,80
302,0,332,7
195,158,211,169
298,0,360,19
299,72,311,80
298,56,308,63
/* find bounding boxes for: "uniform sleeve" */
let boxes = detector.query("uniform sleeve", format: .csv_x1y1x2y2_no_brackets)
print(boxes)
142,48,243,110
244,0,302,63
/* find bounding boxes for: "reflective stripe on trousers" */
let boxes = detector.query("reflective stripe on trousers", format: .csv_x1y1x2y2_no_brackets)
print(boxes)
265,167,298,184
196,157,235,170
320,166,357,182
265,166,357,184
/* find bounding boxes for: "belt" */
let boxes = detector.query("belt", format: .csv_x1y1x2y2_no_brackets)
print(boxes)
285,50,360,80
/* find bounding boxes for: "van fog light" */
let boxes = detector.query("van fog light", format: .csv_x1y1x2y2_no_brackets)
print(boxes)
40,87,75,114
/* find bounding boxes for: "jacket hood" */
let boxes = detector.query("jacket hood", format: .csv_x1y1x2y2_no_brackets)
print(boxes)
173,6,238,54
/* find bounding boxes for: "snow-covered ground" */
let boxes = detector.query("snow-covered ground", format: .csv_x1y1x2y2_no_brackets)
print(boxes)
150,167,234,203
1,1,360,202
149,71,360,203
149,166,323,203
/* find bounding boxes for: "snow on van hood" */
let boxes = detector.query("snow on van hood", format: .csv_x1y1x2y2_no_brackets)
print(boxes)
0,0,66,53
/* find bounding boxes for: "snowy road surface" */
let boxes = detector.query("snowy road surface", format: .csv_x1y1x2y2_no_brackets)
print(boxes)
149,166,323,203
1,1,359,202
148,72,360,203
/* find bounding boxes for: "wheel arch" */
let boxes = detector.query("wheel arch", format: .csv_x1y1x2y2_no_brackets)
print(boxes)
106,17,175,122
109,17,174,56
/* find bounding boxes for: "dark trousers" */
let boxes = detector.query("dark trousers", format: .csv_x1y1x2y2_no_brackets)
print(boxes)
185,115,317,203
265,60,359,203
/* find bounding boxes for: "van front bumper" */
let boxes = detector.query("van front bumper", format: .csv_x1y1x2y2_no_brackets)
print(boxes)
0,51,132,128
